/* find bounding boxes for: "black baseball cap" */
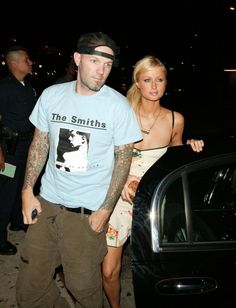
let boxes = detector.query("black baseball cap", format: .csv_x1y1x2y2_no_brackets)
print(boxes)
76,32,120,66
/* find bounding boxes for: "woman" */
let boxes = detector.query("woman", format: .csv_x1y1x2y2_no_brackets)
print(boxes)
102,55,204,308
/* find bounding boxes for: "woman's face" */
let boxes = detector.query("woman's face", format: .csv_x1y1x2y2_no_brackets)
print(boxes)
135,66,167,101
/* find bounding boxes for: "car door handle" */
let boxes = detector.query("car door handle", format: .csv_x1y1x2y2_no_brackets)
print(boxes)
156,277,217,295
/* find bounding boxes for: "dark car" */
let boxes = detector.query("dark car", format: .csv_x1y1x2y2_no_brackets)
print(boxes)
130,137,236,308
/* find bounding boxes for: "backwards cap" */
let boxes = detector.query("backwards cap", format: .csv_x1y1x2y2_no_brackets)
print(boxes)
77,32,120,66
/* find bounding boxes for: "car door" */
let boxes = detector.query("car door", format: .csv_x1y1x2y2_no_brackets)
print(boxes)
132,152,236,307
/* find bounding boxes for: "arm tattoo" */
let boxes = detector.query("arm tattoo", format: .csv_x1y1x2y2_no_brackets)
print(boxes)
100,143,134,211
22,128,49,190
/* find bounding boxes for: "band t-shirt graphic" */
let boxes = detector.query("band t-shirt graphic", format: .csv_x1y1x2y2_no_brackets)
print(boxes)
56,128,89,172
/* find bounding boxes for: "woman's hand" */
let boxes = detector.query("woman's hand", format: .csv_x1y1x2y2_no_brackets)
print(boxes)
186,139,204,152
121,175,141,204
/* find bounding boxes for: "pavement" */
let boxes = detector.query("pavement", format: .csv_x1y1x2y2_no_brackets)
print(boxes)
0,227,136,308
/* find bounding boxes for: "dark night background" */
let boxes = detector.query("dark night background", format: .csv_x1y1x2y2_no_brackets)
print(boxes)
0,0,235,138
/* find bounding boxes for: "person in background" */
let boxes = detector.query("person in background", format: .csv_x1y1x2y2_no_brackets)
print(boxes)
0,46,37,255
16,32,142,308
55,58,77,84
102,55,204,308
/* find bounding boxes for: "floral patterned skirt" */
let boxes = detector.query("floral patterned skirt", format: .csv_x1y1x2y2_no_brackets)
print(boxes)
106,198,132,247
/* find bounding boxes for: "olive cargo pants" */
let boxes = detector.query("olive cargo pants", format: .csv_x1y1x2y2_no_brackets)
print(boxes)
16,196,107,308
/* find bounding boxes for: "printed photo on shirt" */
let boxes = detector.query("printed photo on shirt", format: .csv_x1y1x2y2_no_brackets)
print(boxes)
56,128,90,172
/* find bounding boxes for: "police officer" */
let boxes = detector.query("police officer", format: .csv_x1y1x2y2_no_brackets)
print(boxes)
0,46,37,255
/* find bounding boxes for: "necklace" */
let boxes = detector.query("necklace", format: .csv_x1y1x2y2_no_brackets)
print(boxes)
138,107,162,135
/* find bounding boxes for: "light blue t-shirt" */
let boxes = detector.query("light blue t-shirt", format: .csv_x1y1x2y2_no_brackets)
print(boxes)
30,81,142,210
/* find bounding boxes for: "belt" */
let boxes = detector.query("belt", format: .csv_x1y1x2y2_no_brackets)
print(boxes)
64,206,93,215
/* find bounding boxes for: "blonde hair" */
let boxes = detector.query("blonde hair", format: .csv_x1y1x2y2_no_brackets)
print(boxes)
127,55,167,112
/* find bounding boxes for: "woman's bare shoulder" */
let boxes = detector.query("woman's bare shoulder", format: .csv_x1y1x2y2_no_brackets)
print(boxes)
173,110,184,123
161,107,184,123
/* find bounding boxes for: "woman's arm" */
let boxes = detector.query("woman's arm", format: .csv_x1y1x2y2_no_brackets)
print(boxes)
171,111,204,152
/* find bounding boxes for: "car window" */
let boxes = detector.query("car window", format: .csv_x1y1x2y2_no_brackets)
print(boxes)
160,178,186,243
160,163,236,244
189,164,236,242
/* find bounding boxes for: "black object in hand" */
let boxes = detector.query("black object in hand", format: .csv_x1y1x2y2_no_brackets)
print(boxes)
31,209,38,219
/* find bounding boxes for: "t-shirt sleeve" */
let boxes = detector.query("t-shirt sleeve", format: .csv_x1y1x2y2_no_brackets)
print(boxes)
29,90,49,132
114,103,142,146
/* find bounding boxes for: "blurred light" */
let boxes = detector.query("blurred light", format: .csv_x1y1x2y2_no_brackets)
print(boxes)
149,210,155,221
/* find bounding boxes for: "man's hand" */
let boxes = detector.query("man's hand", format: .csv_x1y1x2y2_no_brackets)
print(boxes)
22,188,42,225
88,209,111,232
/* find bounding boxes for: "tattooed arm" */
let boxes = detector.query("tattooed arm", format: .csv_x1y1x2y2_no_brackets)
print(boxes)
100,143,134,211
22,128,49,224
88,143,134,232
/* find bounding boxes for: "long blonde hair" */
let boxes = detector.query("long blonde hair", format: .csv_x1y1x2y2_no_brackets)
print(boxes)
127,55,167,112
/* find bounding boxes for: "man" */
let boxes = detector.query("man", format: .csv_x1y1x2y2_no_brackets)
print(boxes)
55,58,77,84
0,46,37,255
16,32,142,308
